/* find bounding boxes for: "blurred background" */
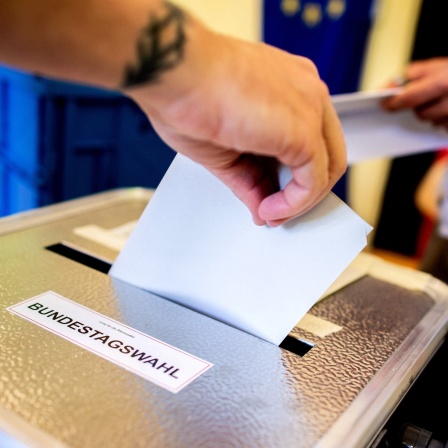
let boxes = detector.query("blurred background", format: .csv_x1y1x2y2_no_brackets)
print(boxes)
1,0,445,268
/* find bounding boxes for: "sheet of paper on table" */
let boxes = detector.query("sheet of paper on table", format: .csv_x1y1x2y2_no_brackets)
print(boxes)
110,155,372,346
332,88,448,164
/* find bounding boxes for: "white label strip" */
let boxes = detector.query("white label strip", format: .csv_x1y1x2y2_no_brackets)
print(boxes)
296,313,342,338
7,291,212,394
73,223,137,251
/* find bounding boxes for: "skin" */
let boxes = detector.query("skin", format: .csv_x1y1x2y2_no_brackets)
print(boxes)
0,0,346,226
414,155,447,220
382,57,448,129
382,57,448,223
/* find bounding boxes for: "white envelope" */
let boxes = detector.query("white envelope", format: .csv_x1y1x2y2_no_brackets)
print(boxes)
110,155,372,345
332,89,448,164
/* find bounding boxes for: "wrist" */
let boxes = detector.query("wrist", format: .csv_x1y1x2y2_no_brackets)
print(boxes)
121,5,223,112
121,2,187,89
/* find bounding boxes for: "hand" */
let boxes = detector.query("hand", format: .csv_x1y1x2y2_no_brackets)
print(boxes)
0,1,346,227
382,58,448,128
125,19,346,227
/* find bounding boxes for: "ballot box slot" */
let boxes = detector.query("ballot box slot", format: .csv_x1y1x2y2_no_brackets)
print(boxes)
46,242,112,274
280,335,314,356
44,242,314,358
45,241,315,358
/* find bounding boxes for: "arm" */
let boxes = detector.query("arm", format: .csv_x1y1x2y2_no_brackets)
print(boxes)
382,58,448,128
415,156,447,221
0,0,346,226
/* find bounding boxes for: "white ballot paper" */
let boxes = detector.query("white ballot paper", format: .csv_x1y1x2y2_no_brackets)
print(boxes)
332,89,448,164
110,155,372,346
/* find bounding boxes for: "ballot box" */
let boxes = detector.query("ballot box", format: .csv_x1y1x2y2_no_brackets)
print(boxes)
1,188,448,448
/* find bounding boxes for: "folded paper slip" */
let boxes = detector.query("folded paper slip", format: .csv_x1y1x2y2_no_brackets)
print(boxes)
332,88,448,164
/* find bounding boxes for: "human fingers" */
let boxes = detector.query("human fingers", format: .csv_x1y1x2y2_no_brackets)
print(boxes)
150,107,335,228
257,98,346,226
382,77,442,111
202,51,342,225
406,58,448,80
321,97,347,187
415,95,448,125
143,115,281,225
208,154,280,226
260,159,328,227
383,59,448,111
256,115,329,224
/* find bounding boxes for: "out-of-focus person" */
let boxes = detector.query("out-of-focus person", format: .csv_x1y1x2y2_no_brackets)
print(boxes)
383,57,448,282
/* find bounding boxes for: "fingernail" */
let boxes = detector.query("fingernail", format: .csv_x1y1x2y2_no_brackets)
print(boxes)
392,75,409,87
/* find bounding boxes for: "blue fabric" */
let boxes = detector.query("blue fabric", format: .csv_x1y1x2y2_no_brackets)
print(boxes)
262,0,375,94
262,0,375,200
